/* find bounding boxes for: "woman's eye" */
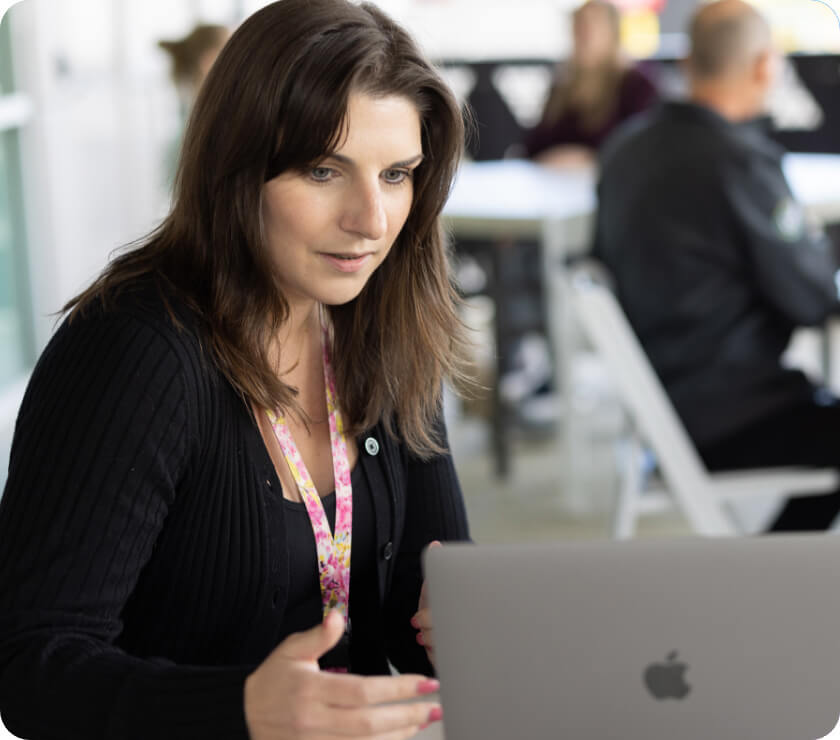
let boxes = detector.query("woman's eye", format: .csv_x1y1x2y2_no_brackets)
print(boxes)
310,167,334,182
383,169,410,185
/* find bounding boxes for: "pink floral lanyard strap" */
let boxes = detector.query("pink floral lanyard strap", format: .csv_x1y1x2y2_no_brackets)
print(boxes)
266,323,353,670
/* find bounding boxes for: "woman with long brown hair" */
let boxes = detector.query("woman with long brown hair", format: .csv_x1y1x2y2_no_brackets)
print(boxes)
524,0,659,168
0,1,470,738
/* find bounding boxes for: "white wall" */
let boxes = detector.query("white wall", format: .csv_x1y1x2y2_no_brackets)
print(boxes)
9,0,202,325
0,0,245,497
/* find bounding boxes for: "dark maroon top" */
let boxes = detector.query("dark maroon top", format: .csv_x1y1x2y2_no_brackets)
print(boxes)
524,65,659,157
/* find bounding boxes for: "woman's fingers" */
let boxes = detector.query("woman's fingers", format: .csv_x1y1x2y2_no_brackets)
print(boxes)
367,726,434,740
317,672,439,708
370,723,440,740
415,629,433,649
319,701,441,737
414,541,442,660
411,607,435,656
246,618,442,739
416,541,442,615
411,608,432,631
276,610,347,663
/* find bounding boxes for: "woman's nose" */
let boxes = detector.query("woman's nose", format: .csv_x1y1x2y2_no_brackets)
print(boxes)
341,183,387,241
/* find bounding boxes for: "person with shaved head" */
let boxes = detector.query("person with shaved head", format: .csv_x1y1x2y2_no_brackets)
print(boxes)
593,0,840,531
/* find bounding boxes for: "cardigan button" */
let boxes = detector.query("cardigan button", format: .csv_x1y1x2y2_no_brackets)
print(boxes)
364,437,380,456
382,541,394,561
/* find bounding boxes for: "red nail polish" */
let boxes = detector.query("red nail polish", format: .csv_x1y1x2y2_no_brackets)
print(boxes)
428,707,444,723
410,616,419,629
416,631,425,646
417,679,439,695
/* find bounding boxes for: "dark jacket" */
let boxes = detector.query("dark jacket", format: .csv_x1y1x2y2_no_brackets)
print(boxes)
593,101,840,447
0,281,469,739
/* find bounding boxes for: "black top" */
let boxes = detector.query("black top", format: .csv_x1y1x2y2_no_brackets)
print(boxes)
281,462,382,674
523,66,659,157
0,280,470,739
593,101,840,446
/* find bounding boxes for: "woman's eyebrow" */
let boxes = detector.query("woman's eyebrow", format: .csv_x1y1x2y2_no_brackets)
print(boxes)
327,153,424,168
390,154,424,168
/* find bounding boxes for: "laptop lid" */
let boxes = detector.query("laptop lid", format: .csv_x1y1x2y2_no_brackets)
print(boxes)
424,536,840,740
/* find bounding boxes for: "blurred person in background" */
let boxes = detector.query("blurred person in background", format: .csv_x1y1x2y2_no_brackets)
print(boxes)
594,0,840,531
0,0,471,738
159,23,230,112
159,24,231,182
523,0,659,168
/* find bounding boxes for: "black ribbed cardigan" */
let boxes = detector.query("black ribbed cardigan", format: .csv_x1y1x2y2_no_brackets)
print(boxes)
0,283,470,739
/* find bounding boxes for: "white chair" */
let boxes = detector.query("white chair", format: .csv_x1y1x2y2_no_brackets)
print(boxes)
567,262,840,538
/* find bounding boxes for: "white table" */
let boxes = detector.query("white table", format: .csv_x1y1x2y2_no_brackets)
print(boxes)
442,161,598,476
444,159,596,245
442,154,840,486
444,153,840,242
783,154,840,224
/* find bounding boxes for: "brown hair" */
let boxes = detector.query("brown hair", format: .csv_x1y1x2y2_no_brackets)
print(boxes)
541,0,624,131
66,0,469,458
158,24,229,88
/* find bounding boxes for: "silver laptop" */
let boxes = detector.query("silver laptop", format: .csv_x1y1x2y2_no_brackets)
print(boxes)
424,536,840,740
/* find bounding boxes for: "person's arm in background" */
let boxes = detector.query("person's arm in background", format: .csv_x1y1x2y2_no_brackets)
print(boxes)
0,309,252,740
383,416,470,675
523,95,596,168
723,155,840,326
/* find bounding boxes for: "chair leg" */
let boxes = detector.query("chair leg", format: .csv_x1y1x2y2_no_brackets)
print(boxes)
612,435,645,539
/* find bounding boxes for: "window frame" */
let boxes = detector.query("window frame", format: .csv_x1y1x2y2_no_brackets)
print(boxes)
0,12,35,488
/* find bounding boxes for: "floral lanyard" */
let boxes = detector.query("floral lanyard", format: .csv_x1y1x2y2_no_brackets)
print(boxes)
266,324,353,636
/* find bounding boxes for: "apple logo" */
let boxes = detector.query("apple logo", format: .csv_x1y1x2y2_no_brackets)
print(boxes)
643,651,692,700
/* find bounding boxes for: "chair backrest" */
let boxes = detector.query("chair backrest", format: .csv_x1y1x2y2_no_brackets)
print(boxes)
567,262,733,533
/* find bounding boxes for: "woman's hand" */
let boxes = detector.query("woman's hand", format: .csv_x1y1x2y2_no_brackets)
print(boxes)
411,541,441,667
244,611,442,739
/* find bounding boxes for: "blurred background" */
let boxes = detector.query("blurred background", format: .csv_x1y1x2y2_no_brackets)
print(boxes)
2,0,840,547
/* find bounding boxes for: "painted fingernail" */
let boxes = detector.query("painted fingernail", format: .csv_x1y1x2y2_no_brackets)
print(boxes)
416,631,425,646
428,707,444,723
417,679,440,694
410,615,420,629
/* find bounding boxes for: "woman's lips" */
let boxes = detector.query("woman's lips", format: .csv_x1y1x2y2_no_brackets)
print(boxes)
320,252,374,273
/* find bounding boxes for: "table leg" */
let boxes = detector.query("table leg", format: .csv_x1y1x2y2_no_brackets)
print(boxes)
491,239,511,478
540,219,571,485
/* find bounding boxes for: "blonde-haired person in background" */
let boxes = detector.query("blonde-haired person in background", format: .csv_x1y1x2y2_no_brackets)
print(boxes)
159,24,231,184
524,0,659,169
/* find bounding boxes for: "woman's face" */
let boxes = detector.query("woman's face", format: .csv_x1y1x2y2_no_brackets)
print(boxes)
572,5,619,68
262,92,422,311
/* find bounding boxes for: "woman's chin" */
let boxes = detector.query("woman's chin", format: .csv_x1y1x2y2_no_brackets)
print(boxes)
315,282,369,308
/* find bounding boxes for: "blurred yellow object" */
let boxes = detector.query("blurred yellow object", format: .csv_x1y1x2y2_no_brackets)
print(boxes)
772,27,799,53
620,9,660,58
